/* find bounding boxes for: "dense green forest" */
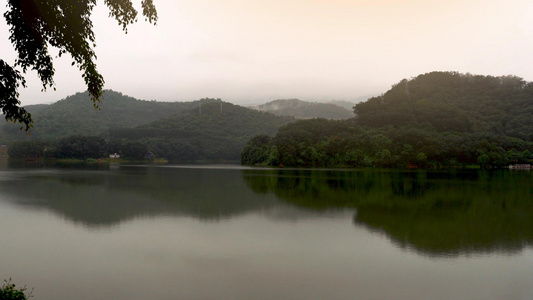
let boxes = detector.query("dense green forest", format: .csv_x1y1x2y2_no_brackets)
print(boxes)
5,72,533,166
256,99,353,119
0,90,199,142
355,72,533,140
242,72,533,168
108,99,294,161
7,98,293,162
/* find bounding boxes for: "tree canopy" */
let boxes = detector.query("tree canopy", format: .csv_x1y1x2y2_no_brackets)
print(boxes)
242,72,533,168
1,0,157,130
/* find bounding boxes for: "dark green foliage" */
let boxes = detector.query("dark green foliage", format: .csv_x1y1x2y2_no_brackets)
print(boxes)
0,61,32,130
0,279,32,299
354,72,533,138
241,135,273,165
5,96,293,162
7,140,48,159
55,135,106,160
7,135,140,161
243,119,533,168
121,141,148,160
109,99,294,162
243,72,533,168
0,90,199,142
257,99,354,119
1,0,157,129
106,139,124,156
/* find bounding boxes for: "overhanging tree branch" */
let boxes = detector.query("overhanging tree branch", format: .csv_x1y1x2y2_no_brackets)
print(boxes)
1,0,157,130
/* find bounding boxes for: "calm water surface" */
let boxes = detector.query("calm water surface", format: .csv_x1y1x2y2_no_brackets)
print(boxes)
0,164,532,299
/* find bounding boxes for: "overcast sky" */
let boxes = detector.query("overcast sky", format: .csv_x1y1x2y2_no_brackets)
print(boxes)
1,0,533,106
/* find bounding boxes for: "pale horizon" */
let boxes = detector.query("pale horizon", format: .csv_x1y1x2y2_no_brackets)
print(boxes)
1,0,532,106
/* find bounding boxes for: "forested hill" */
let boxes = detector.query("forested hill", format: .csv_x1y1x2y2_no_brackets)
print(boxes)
242,72,533,168
326,100,357,111
23,104,49,114
108,99,295,161
355,72,533,140
0,90,199,142
256,99,354,119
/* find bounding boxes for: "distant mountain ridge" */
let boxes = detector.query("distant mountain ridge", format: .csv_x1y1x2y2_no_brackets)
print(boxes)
325,100,354,111
2,92,295,162
1,93,354,145
256,99,354,119
1,90,200,142
23,104,49,114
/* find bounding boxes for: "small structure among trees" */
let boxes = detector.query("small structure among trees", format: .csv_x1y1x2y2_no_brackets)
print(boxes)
509,164,531,169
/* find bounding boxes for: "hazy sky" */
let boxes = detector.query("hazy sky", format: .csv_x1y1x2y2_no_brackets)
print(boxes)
1,0,533,105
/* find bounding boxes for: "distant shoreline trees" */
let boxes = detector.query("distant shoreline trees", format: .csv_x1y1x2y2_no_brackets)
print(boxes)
7,136,148,162
241,118,533,168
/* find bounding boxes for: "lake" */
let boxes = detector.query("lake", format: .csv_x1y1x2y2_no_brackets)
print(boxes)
0,164,532,299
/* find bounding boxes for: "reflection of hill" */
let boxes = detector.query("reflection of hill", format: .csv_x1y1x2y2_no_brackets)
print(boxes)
242,169,533,257
0,166,283,228
4,166,532,256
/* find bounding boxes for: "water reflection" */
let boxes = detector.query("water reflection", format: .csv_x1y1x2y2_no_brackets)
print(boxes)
0,165,336,229
0,166,281,228
242,168,533,257
1,165,532,257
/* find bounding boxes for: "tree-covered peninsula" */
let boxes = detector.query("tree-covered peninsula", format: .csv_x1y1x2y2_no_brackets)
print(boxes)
241,72,533,168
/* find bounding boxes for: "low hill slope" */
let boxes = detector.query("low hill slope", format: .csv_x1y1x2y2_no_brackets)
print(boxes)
1,90,198,142
109,99,295,161
257,99,353,119
23,104,50,114
326,100,355,111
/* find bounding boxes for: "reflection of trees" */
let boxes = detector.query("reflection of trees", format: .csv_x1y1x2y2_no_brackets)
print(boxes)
3,166,532,256
0,166,279,228
242,169,533,257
